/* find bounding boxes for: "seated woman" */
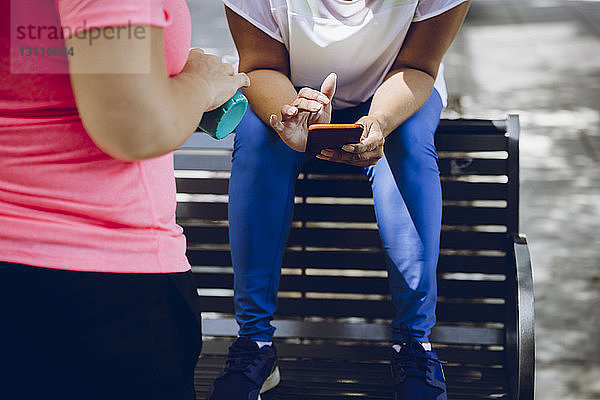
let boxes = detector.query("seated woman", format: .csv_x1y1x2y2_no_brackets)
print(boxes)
208,1,470,400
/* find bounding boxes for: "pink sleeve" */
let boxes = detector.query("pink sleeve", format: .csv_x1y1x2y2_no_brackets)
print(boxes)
57,0,168,37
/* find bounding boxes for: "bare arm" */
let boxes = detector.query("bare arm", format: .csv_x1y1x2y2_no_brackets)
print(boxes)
225,7,296,125
66,26,249,161
226,7,335,152
369,1,471,136
319,1,471,166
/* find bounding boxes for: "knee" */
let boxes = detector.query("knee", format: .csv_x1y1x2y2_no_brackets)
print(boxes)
233,107,299,168
384,120,439,173
231,108,302,181
234,107,278,152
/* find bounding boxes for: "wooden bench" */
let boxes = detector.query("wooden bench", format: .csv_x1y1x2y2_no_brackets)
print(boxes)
174,115,535,400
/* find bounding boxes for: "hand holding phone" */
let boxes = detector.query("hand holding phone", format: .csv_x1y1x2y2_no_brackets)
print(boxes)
306,123,363,154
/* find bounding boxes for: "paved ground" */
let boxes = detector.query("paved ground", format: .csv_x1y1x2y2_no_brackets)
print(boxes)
190,1,600,399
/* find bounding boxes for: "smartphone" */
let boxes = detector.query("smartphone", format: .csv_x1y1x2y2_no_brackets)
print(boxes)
306,123,363,154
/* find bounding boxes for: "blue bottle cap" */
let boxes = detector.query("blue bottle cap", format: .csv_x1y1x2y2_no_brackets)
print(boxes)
197,92,248,139
214,92,248,139
197,92,247,139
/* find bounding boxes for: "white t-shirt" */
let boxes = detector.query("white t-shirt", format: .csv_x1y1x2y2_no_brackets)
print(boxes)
223,0,467,109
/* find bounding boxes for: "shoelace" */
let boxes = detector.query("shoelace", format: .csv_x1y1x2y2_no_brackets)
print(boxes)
393,324,445,381
224,344,261,373
393,346,445,379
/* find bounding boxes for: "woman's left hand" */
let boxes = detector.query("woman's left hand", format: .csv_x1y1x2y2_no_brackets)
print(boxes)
316,116,385,167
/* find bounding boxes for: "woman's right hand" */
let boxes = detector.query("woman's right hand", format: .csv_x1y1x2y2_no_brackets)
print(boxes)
269,73,337,152
181,48,250,111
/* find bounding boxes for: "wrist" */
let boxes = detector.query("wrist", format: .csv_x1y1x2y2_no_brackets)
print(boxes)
171,71,214,113
366,113,389,136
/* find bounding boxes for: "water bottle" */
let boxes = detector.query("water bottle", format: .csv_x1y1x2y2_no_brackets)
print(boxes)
197,91,248,139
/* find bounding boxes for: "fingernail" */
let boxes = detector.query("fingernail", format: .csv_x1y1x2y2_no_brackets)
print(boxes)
316,155,326,160
321,150,333,156
342,145,354,152
318,94,330,104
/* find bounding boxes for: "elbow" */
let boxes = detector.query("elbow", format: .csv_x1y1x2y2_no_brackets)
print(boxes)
239,60,289,77
387,68,435,84
95,140,153,162
387,61,439,83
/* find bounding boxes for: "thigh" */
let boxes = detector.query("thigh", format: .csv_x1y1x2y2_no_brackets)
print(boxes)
0,263,202,400
75,271,202,400
232,104,303,167
367,90,443,264
383,89,443,167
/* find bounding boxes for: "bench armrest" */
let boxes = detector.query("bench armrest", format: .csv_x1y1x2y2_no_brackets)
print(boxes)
506,234,535,400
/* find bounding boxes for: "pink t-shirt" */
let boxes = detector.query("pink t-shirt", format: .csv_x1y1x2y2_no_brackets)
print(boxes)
0,0,192,273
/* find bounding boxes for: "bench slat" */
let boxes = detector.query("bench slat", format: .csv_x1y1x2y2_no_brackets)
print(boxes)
176,177,509,201
182,225,509,251
177,202,509,226
173,154,510,177
197,296,505,322
193,273,506,298
187,250,508,274
200,318,504,345
435,134,507,152
439,158,508,176
436,119,507,135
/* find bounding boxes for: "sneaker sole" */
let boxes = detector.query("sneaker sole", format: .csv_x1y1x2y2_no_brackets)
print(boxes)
258,365,280,398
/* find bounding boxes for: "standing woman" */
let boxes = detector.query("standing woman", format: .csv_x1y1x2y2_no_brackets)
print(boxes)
209,1,470,400
0,0,248,399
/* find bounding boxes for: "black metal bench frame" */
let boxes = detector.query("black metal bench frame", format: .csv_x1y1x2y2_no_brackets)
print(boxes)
175,115,534,400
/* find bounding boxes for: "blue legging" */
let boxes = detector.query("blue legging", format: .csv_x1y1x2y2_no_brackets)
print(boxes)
228,90,443,343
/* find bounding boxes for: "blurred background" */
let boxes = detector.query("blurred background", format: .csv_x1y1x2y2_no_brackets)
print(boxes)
188,1,600,399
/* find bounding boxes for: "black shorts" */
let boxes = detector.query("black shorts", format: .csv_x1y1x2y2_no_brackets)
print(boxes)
0,262,202,400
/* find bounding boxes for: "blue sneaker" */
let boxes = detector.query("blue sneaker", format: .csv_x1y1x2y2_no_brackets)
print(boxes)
208,336,280,400
390,338,447,400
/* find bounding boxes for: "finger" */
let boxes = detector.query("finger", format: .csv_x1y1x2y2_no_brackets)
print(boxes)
281,104,299,118
204,53,220,64
353,138,381,153
291,97,323,113
269,114,285,135
350,138,378,153
340,137,371,153
353,149,383,163
189,47,205,55
221,63,235,76
353,125,383,152
320,73,337,101
317,155,367,167
321,148,382,163
235,72,250,88
318,155,378,168
320,149,355,162
298,87,330,105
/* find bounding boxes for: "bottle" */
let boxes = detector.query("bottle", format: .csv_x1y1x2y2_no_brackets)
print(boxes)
197,91,248,140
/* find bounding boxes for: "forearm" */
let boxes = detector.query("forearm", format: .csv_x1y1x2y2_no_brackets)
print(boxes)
151,72,214,154
242,69,298,126
76,74,209,162
368,68,434,137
